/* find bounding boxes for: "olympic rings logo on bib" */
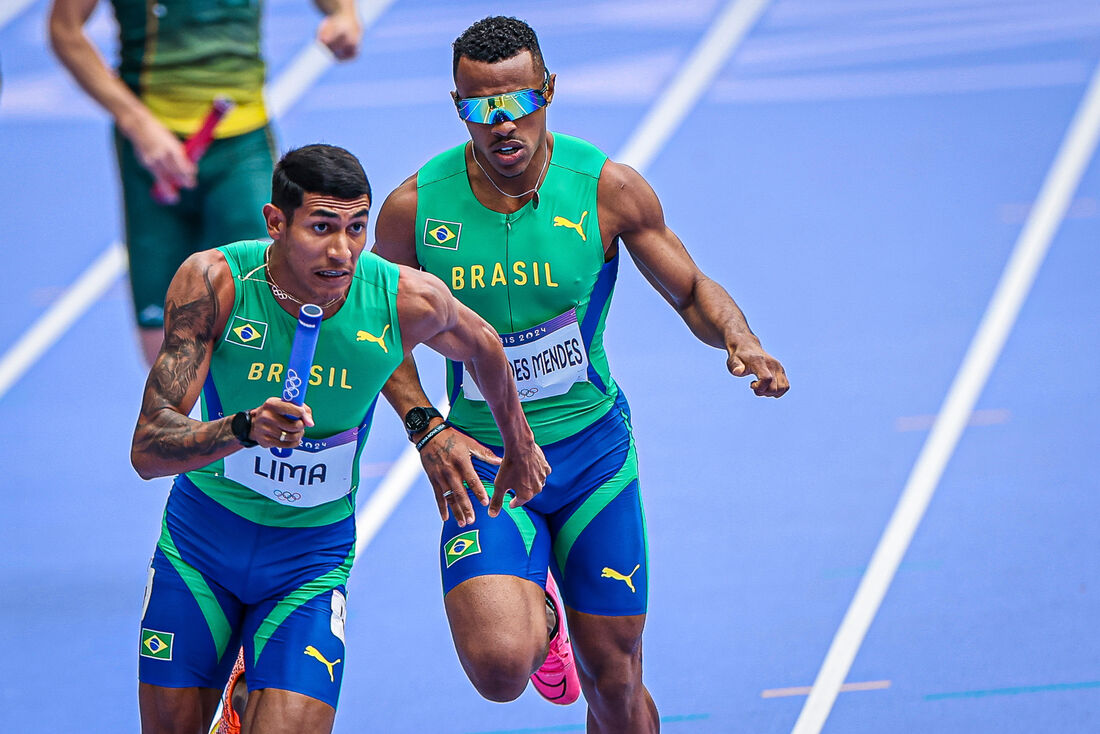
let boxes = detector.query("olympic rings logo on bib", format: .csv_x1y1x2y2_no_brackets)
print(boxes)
274,489,302,502
517,387,540,399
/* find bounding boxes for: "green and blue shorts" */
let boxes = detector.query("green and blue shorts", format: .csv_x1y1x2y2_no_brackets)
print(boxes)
138,476,353,708
440,392,648,616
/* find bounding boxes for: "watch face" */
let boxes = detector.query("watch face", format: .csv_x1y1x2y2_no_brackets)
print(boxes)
404,408,427,432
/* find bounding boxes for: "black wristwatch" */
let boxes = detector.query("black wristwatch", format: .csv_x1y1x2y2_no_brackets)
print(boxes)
231,410,258,447
403,406,442,437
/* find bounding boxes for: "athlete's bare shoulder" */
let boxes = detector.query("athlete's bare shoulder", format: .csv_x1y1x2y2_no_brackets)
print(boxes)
597,158,666,245
374,173,419,267
163,249,235,342
383,172,418,213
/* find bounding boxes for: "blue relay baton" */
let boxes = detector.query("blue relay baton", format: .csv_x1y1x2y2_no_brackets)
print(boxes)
272,303,324,457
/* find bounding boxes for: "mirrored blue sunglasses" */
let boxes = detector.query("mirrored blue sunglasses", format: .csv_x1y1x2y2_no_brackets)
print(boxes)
453,71,551,124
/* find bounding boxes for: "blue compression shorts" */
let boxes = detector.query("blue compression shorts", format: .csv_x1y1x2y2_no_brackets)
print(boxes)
138,476,353,708
440,392,648,616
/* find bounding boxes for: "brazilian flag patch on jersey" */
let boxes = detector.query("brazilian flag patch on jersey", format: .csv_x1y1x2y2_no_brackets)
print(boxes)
140,629,174,660
444,529,481,567
424,219,462,250
225,316,268,350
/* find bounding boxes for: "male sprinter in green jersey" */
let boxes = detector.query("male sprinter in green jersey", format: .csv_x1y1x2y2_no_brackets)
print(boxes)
49,0,361,366
374,16,789,733
130,144,548,734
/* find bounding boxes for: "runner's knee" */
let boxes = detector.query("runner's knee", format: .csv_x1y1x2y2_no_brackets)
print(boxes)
573,624,645,706
585,664,641,708
459,636,544,702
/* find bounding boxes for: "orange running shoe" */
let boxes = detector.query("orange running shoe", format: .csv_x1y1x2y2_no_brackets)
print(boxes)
529,573,580,705
212,648,246,734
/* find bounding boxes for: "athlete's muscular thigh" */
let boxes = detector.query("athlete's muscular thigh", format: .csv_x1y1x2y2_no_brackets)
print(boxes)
439,480,555,695
445,574,548,698
553,479,648,617
241,687,335,734
139,683,221,734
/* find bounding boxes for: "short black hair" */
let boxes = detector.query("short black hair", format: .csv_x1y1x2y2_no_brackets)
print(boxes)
452,16,545,78
271,144,371,221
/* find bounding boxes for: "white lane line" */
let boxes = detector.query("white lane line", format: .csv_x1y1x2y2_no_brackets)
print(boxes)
763,680,890,699
355,395,446,557
791,58,1100,734
0,242,126,400
618,0,772,171
0,0,39,31
350,0,775,548
0,0,395,402
894,408,1011,432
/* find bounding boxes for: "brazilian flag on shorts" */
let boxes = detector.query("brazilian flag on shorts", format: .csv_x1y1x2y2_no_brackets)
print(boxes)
141,629,174,660
444,529,481,567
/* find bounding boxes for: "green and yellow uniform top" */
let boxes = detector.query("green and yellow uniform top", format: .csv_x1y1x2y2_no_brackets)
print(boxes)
186,240,405,527
415,133,621,446
109,0,267,136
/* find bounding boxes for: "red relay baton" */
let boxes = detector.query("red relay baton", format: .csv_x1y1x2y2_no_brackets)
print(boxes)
151,96,235,205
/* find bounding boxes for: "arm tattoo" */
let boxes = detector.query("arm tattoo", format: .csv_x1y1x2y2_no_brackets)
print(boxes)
135,266,235,461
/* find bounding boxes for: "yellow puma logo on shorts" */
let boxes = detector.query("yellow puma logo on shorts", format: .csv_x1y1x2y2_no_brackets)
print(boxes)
601,564,641,593
304,645,342,683
553,211,588,241
355,324,390,353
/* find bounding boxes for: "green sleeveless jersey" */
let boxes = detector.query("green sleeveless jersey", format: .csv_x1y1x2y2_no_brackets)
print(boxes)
415,134,620,446
109,0,267,137
186,241,404,527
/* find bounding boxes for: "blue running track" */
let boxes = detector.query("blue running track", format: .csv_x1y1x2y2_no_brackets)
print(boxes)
1,0,1098,731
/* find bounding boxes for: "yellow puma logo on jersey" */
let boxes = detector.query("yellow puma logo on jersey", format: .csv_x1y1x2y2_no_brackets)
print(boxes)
553,211,588,241
304,645,342,683
355,324,390,353
601,564,641,593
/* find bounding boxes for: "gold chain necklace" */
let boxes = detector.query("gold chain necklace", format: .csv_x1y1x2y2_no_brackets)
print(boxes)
239,246,345,309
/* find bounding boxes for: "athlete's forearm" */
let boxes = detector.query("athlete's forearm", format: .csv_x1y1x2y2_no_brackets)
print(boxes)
132,335,232,480
678,275,762,353
131,411,241,479
380,356,437,420
465,327,535,452
48,16,152,137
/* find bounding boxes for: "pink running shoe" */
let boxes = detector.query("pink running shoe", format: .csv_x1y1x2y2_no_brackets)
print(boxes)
530,573,580,705
212,648,246,734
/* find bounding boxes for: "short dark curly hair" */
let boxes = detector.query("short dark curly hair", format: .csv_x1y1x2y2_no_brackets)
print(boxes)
452,16,545,78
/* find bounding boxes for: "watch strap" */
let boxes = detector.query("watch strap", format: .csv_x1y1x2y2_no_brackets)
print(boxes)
231,410,258,447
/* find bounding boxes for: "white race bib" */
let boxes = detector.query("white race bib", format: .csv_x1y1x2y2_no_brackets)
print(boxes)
222,427,359,507
463,309,588,403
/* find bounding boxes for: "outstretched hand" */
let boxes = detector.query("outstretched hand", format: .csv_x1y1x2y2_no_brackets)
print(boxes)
727,341,789,398
418,426,498,527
